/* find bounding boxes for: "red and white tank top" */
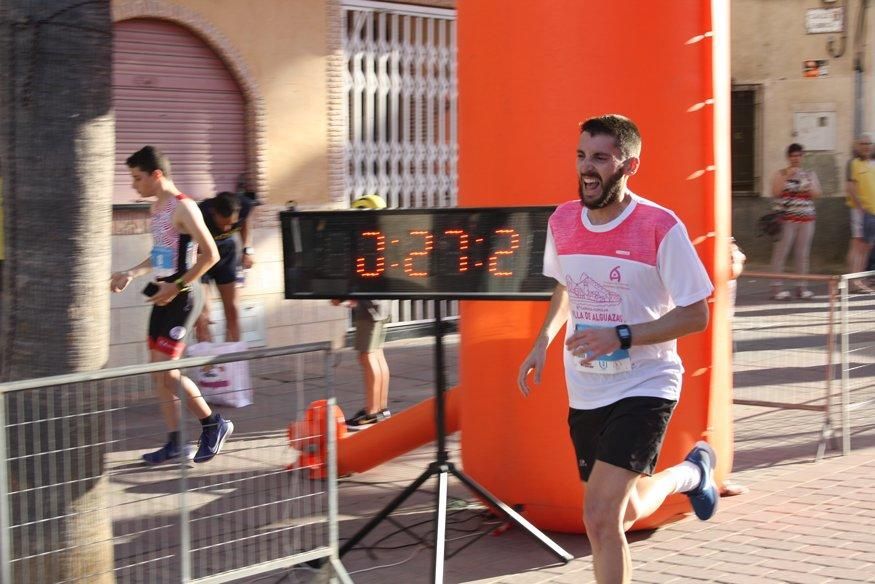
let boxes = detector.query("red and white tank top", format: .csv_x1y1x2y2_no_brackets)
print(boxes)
150,194,196,279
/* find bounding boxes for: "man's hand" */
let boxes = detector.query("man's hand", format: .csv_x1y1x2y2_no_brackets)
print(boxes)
517,340,548,396
565,327,621,367
110,271,132,293
147,281,178,306
242,254,254,270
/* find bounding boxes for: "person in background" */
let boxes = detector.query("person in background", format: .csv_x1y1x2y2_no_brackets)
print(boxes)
847,134,875,292
721,237,748,497
768,143,821,300
194,190,256,343
335,194,392,430
866,141,875,273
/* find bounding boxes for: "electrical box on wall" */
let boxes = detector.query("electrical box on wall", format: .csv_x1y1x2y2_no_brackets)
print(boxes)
793,111,837,151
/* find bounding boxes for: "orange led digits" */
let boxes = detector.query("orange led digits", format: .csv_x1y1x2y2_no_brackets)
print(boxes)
488,228,519,277
404,230,433,277
444,229,469,272
356,231,386,277
282,207,556,298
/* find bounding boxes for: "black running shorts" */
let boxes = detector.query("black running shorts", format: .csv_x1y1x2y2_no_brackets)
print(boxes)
202,241,238,286
568,396,677,482
148,280,204,358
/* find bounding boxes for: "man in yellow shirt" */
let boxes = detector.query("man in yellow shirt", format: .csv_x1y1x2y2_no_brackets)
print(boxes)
846,134,875,293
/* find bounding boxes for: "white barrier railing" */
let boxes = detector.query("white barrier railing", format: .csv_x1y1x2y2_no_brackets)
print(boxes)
734,270,875,460
0,342,352,584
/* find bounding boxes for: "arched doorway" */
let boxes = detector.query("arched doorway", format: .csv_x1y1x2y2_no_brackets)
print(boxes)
112,18,247,203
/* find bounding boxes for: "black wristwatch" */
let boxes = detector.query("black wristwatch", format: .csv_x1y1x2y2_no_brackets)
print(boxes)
615,324,632,350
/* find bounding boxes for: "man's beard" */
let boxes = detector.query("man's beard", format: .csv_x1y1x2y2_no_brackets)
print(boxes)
578,167,625,210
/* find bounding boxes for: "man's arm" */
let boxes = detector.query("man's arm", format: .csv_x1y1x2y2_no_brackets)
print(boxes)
565,299,709,366
149,199,220,305
846,160,863,209
517,283,569,396
240,212,254,270
177,198,219,284
110,257,152,293
848,179,863,210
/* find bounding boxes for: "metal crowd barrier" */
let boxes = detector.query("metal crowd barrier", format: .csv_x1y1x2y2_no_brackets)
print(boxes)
838,271,875,455
734,270,875,460
0,342,352,584
732,272,840,460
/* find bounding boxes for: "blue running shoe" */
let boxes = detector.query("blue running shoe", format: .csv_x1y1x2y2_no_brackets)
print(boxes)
194,414,234,463
684,440,718,520
142,441,194,466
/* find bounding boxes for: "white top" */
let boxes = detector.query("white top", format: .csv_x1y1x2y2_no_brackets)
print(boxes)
543,194,713,409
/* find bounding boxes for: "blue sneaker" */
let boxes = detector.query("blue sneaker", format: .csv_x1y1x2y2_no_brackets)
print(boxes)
142,441,194,466
194,414,234,463
684,441,718,520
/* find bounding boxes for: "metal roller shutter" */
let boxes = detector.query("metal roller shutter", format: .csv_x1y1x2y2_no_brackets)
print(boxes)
112,18,247,204
343,1,459,328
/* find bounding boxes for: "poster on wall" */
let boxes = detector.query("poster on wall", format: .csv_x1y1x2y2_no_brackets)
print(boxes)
803,60,829,78
805,7,843,34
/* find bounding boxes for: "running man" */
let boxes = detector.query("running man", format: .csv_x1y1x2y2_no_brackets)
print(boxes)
517,115,718,583
110,146,234,464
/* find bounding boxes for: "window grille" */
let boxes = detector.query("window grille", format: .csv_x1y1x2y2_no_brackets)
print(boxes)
342,0,458,325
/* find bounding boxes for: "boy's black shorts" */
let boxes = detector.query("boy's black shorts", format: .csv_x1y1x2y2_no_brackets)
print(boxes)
568,396,677,482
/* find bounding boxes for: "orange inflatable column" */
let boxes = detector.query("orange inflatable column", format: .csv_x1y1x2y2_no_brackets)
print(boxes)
457,0,732,532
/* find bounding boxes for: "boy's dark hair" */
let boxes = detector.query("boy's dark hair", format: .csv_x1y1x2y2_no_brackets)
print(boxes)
579,114,642,159
787,143,804,156
126,145,172,176
213,191,242,217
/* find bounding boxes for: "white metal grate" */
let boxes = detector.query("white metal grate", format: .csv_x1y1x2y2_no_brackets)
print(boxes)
342,0,458,324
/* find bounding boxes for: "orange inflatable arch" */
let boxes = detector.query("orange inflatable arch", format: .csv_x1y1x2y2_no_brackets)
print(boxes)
456,0,733,532
333,0,733,534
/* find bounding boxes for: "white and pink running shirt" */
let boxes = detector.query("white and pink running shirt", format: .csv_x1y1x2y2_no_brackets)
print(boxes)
543,194,713,409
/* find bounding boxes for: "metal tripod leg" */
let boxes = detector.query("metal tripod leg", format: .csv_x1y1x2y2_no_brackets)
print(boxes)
339,465,434,557
450,463,573,563
432,464,449,583
339,301,573,582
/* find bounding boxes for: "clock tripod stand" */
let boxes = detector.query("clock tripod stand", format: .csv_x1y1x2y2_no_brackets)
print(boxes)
338,300,573,583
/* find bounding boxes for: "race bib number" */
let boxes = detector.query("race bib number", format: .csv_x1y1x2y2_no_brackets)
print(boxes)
572,323,632,374
151,246,175,276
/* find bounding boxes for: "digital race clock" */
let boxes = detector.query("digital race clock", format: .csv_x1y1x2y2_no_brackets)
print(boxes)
280,206,557,300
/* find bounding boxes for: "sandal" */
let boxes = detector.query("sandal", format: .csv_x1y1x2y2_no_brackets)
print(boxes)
771,290,791,300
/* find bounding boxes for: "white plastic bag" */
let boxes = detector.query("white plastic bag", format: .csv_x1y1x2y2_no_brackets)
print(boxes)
187,341,253,408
